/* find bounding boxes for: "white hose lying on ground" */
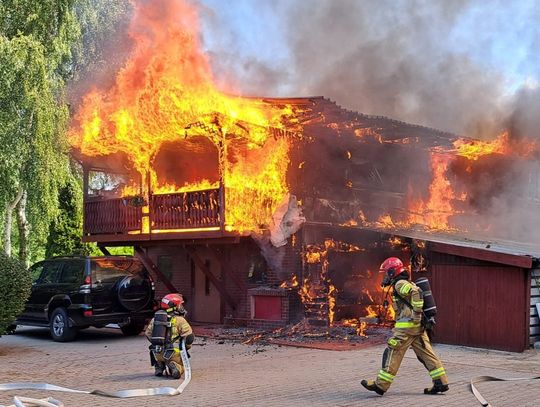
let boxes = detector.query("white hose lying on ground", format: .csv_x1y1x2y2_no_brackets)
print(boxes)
0,339,191,406
3,396,63,407
470,375,540,406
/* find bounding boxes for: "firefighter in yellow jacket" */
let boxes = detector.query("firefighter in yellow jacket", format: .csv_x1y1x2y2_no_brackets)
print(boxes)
145,293,194,379
361,257,449,396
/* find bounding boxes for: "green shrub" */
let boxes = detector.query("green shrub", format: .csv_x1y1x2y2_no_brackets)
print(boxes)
0,253,31,335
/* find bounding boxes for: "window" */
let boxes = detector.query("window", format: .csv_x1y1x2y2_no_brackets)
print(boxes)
87,170,137,199
30,263,45,283
60,260,85,284
157,255,173,283
39,262,63,284
92,259,144,283
247,254,267,284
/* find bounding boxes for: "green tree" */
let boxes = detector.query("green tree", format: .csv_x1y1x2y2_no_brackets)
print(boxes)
0,35,70,264
45,166,87,257
0,1,79,263
0,0,133,263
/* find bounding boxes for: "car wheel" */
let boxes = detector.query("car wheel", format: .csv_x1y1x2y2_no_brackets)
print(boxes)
120,320,146,336
50,308,77,342
6,324,16,334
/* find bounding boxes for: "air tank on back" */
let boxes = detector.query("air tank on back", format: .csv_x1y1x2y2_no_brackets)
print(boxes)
415,277,437,318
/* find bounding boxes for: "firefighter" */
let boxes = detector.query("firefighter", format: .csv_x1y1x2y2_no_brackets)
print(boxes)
361,257,449,396
145,293,194,379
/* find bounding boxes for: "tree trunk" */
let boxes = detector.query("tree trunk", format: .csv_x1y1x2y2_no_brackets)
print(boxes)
16,190,29,266
2,187,24,257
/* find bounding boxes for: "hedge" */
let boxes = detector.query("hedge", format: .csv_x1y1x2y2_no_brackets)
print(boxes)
0,253,31,335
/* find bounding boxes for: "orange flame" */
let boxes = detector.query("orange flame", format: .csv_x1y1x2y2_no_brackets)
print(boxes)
365,305,379,318
280,275,299,289
69,0,297,232
387,236,405,248
404,132,535,231
342,319,367,337
376,214,396,228
408,151,457,230
328,284,337,325
453,132,510,160
298,278,314,303
340,219,358,227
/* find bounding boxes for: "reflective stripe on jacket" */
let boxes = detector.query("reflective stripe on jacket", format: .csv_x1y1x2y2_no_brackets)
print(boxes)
392,279,423,329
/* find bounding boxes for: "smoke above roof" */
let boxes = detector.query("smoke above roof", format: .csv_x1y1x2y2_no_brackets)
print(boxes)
203,0,540,139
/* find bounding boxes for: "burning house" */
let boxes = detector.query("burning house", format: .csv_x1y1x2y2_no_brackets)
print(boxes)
70,0,540,352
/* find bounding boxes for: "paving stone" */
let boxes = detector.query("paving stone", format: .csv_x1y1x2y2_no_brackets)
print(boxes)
0,326,539,406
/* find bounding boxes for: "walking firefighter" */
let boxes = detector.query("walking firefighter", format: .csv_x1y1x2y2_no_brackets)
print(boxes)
361,257,449,396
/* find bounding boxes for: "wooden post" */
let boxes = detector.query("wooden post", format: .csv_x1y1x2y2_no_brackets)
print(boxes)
134,246,179,293
98,245,111,256
219,181,226,232
82,166,89,235
208,247,246,291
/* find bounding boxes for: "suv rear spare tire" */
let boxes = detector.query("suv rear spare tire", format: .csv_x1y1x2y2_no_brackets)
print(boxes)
50,308,77,342
117,274,152,312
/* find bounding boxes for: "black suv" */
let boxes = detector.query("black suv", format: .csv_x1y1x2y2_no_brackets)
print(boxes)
15,256,156,342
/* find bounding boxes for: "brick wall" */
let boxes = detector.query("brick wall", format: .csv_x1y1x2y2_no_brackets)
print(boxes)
146,235,305,325
147,246,192,311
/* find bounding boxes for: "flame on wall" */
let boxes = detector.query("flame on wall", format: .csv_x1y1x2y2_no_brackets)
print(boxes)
280,239,396,334
69,0,297,232
340,131,536,232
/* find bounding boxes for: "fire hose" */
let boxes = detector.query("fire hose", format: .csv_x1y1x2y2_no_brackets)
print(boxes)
470,375,540,406
0,339,191,407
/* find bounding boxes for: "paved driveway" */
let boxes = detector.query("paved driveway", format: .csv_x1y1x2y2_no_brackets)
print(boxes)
0,326,539,406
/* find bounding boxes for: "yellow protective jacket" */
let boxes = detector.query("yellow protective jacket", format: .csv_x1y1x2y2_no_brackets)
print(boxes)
145,313,193,344
392,279,424,330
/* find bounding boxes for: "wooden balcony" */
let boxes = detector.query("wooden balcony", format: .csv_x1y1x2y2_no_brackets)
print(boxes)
84,198,142,235
83,187,227,242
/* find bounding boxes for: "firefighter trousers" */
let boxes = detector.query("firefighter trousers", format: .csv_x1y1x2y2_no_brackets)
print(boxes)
154,349,185,377
374,328,448,392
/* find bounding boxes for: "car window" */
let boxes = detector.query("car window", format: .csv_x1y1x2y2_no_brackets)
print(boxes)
60,260,85,284
39,262,63,284
92,259,145,284
30,263,45,283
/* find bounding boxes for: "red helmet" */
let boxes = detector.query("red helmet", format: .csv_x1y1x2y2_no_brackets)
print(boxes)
160,293,184,311
379,257,406,286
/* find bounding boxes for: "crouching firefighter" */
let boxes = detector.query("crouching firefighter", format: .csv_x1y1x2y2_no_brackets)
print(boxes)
145,293,194,379
361,257,449,396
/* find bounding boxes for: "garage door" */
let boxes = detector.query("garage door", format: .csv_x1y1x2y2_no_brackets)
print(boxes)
428,252,529,352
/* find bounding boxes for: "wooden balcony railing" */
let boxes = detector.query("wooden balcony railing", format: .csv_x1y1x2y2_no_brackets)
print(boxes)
84,198,142,235
83,187,223,236
151,188,221,229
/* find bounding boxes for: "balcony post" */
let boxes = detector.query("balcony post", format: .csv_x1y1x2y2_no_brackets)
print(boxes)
219,180,225,232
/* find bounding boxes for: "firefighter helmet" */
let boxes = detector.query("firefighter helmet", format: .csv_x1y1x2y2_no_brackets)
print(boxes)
160,293,184,311
379,257,406,287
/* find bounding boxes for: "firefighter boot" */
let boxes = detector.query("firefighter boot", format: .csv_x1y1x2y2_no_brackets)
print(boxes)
166,362,184,379
154,362,165,377
361,380,385,396
424,379,449,394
